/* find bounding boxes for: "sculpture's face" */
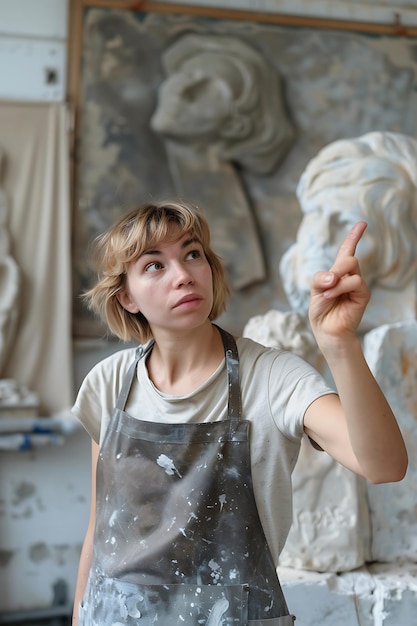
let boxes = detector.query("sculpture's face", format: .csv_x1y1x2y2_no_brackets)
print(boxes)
294,207,377,281
151,55,236,139
280,203,379,322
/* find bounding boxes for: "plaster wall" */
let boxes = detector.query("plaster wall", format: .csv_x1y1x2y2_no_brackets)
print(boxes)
0,429,90,613
0,0,68,102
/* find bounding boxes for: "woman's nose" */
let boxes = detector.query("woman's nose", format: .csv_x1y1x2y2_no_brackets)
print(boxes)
172,263,193,287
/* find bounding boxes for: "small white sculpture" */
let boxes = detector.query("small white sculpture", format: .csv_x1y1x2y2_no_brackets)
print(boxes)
243,309,320,368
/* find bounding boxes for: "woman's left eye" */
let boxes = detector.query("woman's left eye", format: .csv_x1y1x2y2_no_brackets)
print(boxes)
187,250,201,260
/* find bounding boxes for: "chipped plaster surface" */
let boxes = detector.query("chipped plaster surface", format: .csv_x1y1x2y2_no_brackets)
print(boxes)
0,429,90,612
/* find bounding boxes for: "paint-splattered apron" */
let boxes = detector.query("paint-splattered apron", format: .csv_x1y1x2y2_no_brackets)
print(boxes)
80,327,295,625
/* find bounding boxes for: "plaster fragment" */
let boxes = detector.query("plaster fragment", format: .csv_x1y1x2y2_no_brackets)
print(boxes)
29,542,50,563
0,549,14,567
12,480,36,505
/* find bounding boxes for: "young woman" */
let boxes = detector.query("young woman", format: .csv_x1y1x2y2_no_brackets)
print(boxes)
72,200,407,626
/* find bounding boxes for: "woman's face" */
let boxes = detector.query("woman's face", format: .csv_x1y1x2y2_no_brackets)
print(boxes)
117,230,214,336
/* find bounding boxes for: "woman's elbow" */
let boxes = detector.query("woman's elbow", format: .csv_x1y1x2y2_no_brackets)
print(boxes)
367,454,408,485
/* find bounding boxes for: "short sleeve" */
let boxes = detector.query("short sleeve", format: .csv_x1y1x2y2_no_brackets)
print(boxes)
268,350,336,441
71,369,105,444
71,347,138,444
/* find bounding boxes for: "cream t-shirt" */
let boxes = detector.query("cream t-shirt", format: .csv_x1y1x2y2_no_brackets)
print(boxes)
72,336,335,564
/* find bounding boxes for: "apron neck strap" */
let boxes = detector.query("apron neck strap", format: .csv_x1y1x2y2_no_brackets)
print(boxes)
115,326,242,419
115,342,154,411
215,325,242,419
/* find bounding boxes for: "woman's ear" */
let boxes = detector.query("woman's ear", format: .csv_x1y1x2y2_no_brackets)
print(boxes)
116,289,140,314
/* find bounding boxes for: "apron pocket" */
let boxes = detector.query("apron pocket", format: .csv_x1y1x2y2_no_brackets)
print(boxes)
83,578,250,625
248,616,296,625
141,582,250,625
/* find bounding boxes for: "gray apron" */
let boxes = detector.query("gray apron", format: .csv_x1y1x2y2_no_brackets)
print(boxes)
80,327,295,625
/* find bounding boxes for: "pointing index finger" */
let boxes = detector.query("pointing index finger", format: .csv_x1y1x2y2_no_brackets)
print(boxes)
332,221,367,266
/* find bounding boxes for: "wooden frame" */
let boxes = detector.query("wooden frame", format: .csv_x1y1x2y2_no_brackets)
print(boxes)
67,2,416,97
67,1,416,110
66,0,416,210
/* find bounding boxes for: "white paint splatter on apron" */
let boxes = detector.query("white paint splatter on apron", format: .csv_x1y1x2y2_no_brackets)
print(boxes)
208,559,222,583
157,453,182,477
206,597,229,626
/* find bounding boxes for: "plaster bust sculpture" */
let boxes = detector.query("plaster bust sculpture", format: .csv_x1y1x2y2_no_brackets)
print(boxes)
0,148,20,375
151,33,295,175
280,131,417,333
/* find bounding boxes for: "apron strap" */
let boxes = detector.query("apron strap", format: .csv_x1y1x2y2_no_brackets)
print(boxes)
115,342,154,411
115,326,242,419
215,325,242,419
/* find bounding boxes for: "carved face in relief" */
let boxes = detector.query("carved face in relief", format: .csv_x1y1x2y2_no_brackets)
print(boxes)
150,33,294,175
151,54,248,140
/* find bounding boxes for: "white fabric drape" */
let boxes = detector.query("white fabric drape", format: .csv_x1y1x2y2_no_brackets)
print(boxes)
0,102,73,415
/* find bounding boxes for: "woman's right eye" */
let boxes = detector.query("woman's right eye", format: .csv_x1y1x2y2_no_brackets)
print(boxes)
145,261,163,272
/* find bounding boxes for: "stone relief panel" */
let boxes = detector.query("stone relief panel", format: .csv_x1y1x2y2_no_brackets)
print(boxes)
74,8,417,336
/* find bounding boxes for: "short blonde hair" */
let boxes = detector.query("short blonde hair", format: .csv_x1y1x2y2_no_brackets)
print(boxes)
84,200,230,343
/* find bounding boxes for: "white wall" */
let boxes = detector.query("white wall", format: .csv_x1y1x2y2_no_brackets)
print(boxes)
1,0,417,104
152,0,417,25
0,0,68,101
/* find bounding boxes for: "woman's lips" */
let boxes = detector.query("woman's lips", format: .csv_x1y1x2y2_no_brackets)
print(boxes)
174,294,202,308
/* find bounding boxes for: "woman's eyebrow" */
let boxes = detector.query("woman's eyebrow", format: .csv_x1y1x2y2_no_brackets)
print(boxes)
140,236,200,257
141,248,161,257
182,236,199,248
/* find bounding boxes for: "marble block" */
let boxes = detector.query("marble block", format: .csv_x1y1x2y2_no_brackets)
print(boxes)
244,309,370,572
279,436,371,572
367,562,417,626
281,567,371,626
363,321,417,562
280,562,417,626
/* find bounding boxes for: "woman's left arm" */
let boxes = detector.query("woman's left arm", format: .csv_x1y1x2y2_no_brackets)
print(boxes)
304,221,408,484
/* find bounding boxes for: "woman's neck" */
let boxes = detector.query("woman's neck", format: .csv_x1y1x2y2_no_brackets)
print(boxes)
146,323,225,395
